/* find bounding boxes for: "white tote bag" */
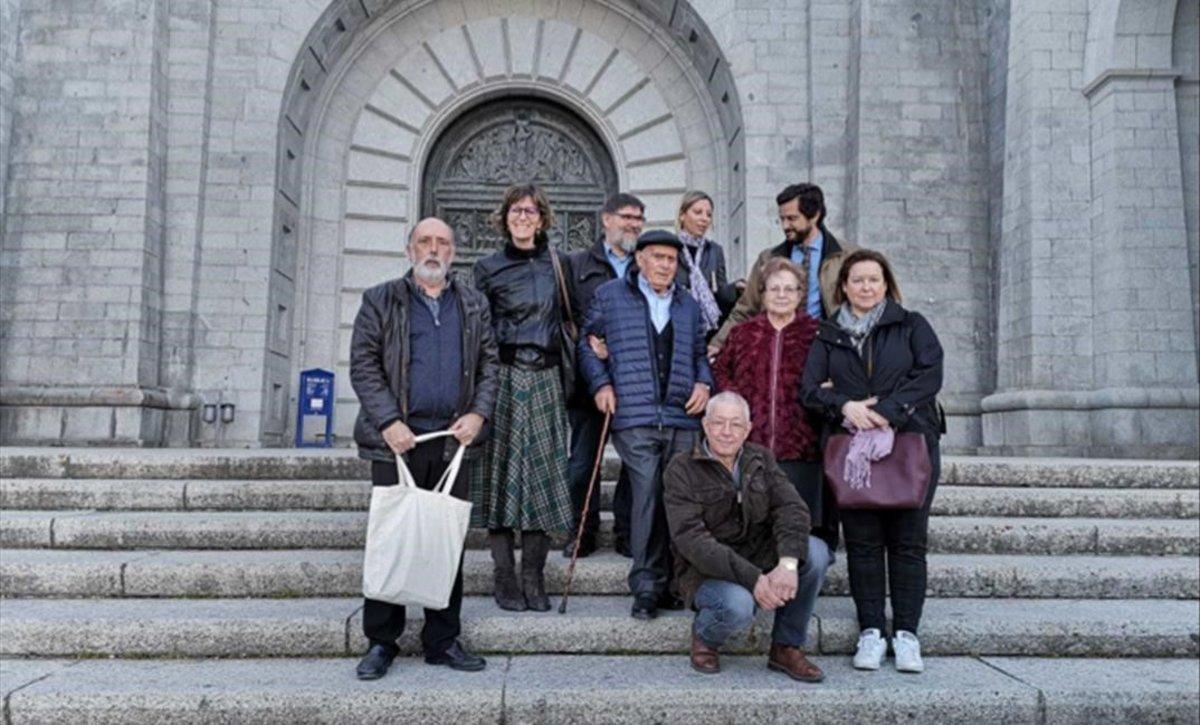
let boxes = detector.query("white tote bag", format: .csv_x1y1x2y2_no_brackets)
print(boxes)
362,431,471,609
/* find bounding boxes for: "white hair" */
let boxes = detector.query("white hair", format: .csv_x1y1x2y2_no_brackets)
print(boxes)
704,391,750,421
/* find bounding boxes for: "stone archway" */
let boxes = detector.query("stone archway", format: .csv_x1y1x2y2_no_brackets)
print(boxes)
266,0,745,444
421,96,619,272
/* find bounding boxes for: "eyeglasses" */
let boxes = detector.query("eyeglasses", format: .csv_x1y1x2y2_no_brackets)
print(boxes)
616,213,644,222
508,205,541,218
766,285,800,295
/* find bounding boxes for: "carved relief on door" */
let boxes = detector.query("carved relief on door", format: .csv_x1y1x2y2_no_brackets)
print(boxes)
422,97,619,272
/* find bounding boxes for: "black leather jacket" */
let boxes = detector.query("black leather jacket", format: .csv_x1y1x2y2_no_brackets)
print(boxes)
349,273,500,462
472,240,574,356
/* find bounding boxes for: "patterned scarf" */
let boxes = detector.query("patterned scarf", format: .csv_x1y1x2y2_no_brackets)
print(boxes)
836,300,886,355
678,232,722,332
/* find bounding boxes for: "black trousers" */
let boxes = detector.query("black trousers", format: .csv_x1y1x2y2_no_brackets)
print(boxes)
362,438,467,656
777,459,824,526
567,405,632,543
838,442,940,635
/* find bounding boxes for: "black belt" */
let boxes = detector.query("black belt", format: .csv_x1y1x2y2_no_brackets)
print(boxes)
499,345,560,371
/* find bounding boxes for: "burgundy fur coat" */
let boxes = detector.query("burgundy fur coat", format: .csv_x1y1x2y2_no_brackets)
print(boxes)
712,312,820,461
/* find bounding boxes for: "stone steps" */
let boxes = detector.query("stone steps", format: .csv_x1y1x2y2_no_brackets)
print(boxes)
1,596,1196,659
4,656,1196,724
3,447,1197,489
4,509,1196,555
4,478,1197,519
2,449,1196,723
3,548,1197,600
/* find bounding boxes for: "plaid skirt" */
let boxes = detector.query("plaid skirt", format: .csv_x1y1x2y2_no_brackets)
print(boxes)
468,364,572,532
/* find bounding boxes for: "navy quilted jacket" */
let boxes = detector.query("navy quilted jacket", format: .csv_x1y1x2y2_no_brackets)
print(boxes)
578,269,714,431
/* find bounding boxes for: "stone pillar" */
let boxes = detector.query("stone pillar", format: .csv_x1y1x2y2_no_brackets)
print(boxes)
983,0,1199,458
0,0,184,445
984,0,1098,454
1083,70,1198,455
844,0,992,449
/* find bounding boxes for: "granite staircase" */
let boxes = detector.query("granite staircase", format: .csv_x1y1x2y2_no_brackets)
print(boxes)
1,447,1197,723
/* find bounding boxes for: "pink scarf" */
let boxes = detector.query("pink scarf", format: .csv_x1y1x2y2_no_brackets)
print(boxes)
842,422,895,490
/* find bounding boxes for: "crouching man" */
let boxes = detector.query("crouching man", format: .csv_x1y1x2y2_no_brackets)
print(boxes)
663,391,830,681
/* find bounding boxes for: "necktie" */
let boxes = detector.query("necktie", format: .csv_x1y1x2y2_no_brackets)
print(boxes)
799,245,818,318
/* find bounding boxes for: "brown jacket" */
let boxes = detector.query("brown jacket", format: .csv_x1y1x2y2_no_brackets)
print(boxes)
663,442,811,606
711,231,857,349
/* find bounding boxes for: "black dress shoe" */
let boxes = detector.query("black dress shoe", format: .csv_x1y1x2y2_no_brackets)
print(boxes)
613,536,632,558
631,593,658,620
356,643,397,680
562,538,597,559
425,640,486,672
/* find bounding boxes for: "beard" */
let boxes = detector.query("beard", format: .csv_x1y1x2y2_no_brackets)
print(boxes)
618,236,637,254
413,257,448,284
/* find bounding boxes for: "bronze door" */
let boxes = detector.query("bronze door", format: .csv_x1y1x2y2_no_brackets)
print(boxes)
422,97,619,273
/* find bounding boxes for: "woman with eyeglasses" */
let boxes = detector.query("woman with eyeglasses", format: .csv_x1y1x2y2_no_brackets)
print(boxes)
711,257,835,595
675,191,739,339
470,184,575,614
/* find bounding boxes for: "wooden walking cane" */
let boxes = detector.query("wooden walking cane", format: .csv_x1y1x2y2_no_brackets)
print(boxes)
558,410,612,614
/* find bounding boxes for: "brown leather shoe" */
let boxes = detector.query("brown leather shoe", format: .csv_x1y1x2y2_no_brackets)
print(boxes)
768,643,825,682
690,632,721,674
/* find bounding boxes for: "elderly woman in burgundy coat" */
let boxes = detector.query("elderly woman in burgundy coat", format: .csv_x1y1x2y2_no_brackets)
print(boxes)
712,257,835,549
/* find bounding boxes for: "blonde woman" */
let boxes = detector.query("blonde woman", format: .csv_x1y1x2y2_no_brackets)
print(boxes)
675,191,739,338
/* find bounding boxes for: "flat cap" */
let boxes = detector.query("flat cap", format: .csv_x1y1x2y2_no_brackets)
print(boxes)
635,229,683,252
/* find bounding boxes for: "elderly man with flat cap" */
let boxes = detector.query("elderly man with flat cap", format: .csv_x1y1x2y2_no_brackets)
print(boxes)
350,217,499,680
578,229,714,620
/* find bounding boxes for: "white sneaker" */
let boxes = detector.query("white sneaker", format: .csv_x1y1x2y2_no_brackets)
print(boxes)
852,628,886,670
893,630,924,673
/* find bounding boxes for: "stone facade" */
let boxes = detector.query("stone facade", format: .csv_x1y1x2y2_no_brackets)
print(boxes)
0,0,1196,457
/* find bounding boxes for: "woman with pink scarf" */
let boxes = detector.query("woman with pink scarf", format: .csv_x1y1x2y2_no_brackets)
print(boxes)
801,249,944,676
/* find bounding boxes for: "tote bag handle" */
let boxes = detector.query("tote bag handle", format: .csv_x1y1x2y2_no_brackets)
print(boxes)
395,430,467,495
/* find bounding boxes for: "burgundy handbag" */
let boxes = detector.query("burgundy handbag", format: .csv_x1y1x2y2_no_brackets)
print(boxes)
823,432,932,509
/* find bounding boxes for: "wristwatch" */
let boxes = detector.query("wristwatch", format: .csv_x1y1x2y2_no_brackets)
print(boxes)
779,557,798,572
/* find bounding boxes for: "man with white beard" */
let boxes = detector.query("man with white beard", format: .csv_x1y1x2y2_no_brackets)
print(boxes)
350,217,500,680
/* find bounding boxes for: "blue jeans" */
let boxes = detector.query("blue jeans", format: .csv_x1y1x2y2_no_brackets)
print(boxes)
693,536,832,648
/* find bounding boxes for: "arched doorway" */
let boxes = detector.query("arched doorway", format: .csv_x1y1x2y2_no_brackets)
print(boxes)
421,97,619,271
272,0,745,446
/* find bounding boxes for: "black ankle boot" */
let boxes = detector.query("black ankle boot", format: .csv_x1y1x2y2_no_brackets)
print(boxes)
520,531,552,612
488,530,526,611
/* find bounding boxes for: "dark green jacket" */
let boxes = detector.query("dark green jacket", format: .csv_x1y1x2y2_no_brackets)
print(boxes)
663,442,810,606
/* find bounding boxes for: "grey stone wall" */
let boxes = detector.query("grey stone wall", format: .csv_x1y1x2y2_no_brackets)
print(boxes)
0,0,1195,456
843,0,992,449
0,0,176,444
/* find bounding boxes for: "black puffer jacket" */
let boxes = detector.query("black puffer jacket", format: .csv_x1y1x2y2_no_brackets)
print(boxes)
801,299,944,439
472,240,573,355
350,274,500,462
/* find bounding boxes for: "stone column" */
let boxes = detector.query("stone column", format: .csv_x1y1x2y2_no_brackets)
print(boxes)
983,0,1199,457
1082,69,1198,455
844,0,992,449
0,0,183,445
983,0,1099,454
